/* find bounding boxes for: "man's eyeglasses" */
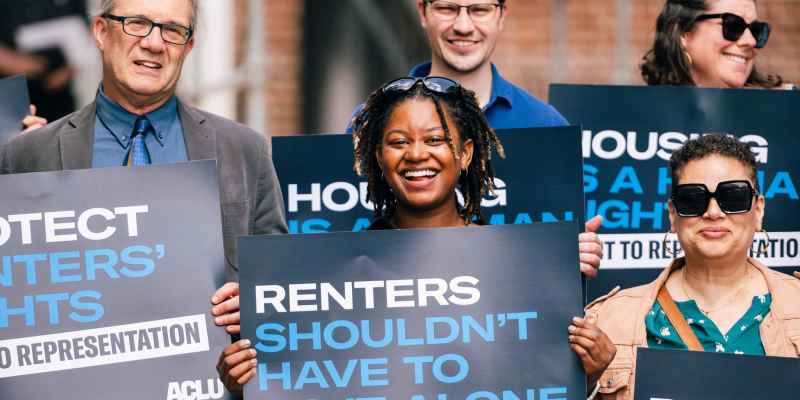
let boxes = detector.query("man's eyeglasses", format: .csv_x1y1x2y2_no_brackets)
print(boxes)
425,1,502,22
382,76,460,94
671,180,757,217
694,13,771,49
102,14,193,45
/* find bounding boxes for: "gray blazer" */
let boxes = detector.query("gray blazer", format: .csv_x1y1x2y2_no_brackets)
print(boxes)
0,100,288,281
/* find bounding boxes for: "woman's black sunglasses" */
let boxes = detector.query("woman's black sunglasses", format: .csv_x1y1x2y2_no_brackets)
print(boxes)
671,180,758,217
382,76,460,94
695,13,771,49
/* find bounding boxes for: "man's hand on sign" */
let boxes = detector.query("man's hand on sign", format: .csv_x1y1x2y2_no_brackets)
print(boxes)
211,282,241,334
217,339,256,398
579,215,604,278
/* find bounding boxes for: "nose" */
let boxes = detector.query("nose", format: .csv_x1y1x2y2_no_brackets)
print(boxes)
452,7,475,34
703,197,725,220
404,141,430,162
737,26,757,48
139,26,166,51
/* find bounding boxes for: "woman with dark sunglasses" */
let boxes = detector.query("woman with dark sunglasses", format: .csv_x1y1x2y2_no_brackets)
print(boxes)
585,134,800,399
641,0,792,89
211,77,612,397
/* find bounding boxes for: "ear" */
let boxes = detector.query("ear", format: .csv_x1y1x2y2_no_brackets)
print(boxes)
459,139,474,171
498,3,508,31
754,195,766,231
417,0,429,28
183,36,195,56
93,16,109,51
667,200,677,233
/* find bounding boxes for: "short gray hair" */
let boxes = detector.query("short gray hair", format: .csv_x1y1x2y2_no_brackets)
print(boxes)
98,0,198,29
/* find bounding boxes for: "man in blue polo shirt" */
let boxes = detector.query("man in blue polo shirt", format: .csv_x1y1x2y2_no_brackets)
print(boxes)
410,0,566,128
347,0,566,132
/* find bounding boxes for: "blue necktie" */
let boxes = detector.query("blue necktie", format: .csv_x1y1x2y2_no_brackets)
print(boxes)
128,117,152,166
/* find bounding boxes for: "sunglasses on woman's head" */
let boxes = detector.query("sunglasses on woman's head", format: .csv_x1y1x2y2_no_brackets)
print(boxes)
671,180,757,217
694,13,771,49
382,76,460,94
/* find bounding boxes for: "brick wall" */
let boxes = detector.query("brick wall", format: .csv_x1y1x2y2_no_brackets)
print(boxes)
251,0,799,135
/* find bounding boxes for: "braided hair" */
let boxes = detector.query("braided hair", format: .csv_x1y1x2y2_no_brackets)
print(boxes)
352,80,505,222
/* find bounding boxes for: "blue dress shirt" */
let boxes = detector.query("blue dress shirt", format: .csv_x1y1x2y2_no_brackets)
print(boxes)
92,87,189,167
408,62,569,129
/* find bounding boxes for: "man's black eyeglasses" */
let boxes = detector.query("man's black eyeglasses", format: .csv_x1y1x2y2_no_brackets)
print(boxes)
671,180,757,217
382,77,460,94
102,14,193,45
694,13,770,49
424,1,503,22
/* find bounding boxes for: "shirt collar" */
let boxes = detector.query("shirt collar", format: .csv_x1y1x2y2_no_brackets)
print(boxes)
96,86,178,148
407,62,513,109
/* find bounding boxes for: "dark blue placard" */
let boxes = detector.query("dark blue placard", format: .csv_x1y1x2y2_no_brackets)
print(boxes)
550,84,800,300
239,222,584,399
635,347,800,399
0,161,231,399
0,75,29,144
272,127,585,234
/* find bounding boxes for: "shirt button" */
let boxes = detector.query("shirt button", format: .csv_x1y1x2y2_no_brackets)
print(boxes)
122,136,128,142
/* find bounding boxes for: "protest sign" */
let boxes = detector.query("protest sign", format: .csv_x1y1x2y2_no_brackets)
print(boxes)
635,347,800,400
0,161,231,399
550,85,800,300
239,222,585,399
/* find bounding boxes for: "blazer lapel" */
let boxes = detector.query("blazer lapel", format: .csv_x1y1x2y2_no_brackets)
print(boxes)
60,102,97,170
179,102,216,160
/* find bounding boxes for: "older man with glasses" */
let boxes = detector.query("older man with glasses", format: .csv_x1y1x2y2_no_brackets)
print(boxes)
0,0,287,280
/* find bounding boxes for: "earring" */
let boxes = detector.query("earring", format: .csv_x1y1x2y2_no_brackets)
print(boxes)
662,230,679,258
755,228,771,258
683,50,693,66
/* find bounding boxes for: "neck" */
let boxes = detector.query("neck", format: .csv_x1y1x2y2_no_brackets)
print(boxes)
102,80,172,116
682,253,751,298
429,60,494,108
392,199,466,229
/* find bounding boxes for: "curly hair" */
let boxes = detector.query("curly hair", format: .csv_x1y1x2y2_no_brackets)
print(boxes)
640,0,782,88
352,80,504,222
670,134,759,192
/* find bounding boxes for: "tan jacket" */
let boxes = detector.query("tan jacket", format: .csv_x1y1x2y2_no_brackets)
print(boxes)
586,258,800,399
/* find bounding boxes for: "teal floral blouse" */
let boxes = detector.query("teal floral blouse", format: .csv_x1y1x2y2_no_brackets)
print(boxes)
646,293,772,355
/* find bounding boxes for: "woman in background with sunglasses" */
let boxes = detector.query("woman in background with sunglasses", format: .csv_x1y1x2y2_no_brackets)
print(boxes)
641,0,792,89
584,134,800,399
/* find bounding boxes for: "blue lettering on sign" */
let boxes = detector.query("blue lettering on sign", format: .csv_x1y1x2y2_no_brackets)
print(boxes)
609,166,644,194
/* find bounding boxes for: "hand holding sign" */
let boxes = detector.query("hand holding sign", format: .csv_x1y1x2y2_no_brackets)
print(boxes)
22,104,47,132
568,313,616,389
211,281,241,334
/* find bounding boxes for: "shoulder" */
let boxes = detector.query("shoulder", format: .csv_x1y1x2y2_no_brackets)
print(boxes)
586,282,654,314
494,74,568,127
185,105,270,154
2,106,86,171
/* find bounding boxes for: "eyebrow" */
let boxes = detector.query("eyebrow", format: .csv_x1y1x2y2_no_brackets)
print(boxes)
129,14,190,26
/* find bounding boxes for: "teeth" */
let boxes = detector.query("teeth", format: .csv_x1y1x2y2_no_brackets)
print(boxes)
724,54,747,64
404,169,437,178
450,40,475,47
137,61,161,68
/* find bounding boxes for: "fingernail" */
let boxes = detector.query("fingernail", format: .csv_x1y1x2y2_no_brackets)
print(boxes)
241,339,251,347
211,296,219,303
568,326,576,333
250,359,258,366
215,317,223,325
250,349,257,356
572,316,581,323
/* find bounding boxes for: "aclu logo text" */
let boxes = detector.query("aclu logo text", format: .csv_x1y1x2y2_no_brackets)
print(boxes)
167,378,224,400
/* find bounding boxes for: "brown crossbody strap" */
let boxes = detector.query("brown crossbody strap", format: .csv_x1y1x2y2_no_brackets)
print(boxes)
657,286,704,352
